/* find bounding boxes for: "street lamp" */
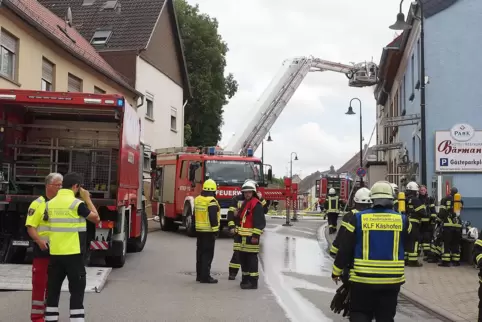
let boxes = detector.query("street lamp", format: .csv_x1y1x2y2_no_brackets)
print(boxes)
389,0,427,186
290,152,298,180
261,133,273,184
346,97,364,187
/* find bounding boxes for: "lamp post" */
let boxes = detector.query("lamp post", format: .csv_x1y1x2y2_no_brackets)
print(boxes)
346,97,364,187
389,0,427,186
261,133,273,184
283,152,298,226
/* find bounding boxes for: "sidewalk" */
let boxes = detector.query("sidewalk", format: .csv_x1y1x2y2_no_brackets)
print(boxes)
324,222,479,322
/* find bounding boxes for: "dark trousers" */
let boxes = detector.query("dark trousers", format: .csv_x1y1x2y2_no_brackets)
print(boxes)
196,233,215,281
478,283,482,322
349,284,400,322
420,221,434,255
229,250,241,277
441,227,462,263
239,251,259,286
406,221,420,262
45,254,86,322
327,212,338,233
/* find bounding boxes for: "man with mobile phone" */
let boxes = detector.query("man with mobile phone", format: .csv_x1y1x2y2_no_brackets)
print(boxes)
26,173,63,322
44,172,100,322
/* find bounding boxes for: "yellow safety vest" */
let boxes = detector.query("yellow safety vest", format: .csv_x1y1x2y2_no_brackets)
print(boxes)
194,195,220,232
328,196,339,213
25,196,50,241
46,189,87,255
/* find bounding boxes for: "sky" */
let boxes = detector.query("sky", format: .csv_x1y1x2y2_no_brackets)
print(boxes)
186,0,412,179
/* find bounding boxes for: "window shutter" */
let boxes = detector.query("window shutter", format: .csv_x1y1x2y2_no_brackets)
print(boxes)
68,74,82,92
0,31,16,53
42,59,53,83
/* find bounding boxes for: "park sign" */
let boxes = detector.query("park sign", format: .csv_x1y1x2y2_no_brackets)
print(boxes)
435,123,482,172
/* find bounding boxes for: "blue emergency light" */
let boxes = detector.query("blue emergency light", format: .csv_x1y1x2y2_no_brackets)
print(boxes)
117,98,124,106
207,146,216,155
246,147,253,157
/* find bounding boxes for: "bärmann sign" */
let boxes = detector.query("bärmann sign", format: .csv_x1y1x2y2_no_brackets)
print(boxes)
435,123,482,172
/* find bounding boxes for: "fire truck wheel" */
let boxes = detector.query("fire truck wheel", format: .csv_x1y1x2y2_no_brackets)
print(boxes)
105,216,128,268
159,206,178,232
127,210,148,253
184,203,196,237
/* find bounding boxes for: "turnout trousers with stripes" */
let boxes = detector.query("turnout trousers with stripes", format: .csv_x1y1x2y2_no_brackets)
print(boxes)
45,254,86,322
31,256,50,322
229,233,241,278
238,236,260,288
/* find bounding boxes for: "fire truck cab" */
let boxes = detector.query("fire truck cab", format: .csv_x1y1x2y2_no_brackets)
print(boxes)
152,146,269,236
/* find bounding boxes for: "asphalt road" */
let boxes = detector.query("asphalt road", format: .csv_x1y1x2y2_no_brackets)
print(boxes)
0,217,445,321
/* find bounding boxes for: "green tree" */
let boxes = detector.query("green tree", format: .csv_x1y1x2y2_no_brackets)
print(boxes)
184,124,192,146
175,0,238,146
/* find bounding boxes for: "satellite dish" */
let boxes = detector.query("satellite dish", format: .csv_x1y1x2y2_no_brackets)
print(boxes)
66,7,73,27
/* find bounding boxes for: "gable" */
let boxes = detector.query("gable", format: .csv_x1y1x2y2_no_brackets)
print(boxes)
140,1,183,87
422,0,459,18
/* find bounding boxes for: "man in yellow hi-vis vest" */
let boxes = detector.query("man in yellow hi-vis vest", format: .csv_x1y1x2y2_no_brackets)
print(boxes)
44,172,100,322
194,179,221,284
26,173,63,322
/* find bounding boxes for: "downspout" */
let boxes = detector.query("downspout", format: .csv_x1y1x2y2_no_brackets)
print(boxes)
182,99,188,145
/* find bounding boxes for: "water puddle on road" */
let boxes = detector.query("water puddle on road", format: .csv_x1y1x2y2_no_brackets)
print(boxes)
261,228,336,322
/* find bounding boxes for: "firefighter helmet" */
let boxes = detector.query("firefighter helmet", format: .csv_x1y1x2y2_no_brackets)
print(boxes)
369,181,394,200
328,188,336,195
202,179,217,192
406,181,419,192
244,179,259,188
354,188,371,204
241,180,257,192
390,183,398,192
451,187,458,195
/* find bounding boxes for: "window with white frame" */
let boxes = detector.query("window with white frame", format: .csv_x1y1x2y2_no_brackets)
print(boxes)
0,29,18,80
41,58,54,91
145,97,154,119
170,107,177,131
68,73,82,92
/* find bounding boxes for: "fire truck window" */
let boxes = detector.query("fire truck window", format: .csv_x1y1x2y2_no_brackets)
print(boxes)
204,160,261,185
180,160,188,178
194,164,202,183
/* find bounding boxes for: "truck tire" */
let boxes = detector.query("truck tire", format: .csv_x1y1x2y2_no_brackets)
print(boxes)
159,206,178,232
184,204,196,237
105,216,127,268
127,210,148,253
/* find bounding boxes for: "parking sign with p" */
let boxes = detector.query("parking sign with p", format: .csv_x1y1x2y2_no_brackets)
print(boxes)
440,158,449,166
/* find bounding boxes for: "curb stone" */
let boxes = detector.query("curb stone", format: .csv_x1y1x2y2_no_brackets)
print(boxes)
321,223,460,322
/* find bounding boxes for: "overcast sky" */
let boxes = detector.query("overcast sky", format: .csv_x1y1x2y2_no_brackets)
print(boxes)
186,0,411,178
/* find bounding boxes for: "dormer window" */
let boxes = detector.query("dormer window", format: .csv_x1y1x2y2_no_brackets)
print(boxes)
90,30,112,45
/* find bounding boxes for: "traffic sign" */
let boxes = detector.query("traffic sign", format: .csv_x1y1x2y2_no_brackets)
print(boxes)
356,167,366,177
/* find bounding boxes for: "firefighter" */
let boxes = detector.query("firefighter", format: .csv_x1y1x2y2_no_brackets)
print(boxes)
45,172,100,322
418,185,437,261
227,180,268,280
405,181,425,267
390,183,399,212
438,187,463,267
25,173,63,322
194,178,221,284
325,188,340,234
329,187,371,257
237,180,266,290
471,236,482,321
332,181,411,321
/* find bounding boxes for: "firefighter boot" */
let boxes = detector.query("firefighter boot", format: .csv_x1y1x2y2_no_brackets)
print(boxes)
241,277,258,290
240,274,249,288
200,277,218,284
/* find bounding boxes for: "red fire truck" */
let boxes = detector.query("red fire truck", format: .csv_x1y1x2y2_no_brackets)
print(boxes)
0,89,150,268
316,173,354,205
152,146,287,236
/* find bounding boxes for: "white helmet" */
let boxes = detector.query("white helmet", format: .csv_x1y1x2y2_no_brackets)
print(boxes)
390,183,398,192
468,227,479,239
354,187,371,204
406,181,419,192
328,188,336,194
244,179,259,187
370,181,394,200
241,180,257,192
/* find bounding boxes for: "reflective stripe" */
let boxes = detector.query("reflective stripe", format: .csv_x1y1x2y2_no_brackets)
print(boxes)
350,275,405,284
32,300,45,306
229,263,241,268
49,218,86,223
45,307,59,313
342,221,355,232
70,319,85,322
37,226,50,232
332,264,342,276
50,227,87,232
70,309,84,315
476,240,482,247
31,309,44,314
45,317,59,321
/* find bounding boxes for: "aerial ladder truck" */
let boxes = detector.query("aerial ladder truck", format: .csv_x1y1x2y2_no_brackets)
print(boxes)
224,56,378,214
